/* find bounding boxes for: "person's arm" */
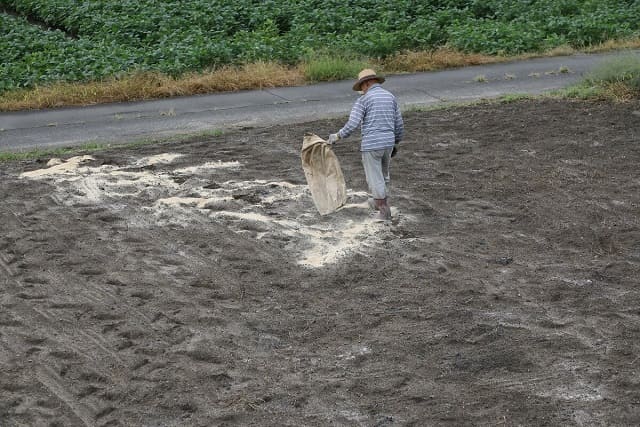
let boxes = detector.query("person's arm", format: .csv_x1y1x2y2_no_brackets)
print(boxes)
393,100,404,144
338,98,365,140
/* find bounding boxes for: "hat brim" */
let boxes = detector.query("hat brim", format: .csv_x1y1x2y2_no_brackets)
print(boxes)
352,75,385,91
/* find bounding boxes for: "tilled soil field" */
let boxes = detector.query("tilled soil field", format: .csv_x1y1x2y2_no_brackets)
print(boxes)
1,98,639,426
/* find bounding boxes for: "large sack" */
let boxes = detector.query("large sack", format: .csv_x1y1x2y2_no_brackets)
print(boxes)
300,133,347,215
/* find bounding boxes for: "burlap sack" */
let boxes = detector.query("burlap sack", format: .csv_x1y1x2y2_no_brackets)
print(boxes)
301,133,347,215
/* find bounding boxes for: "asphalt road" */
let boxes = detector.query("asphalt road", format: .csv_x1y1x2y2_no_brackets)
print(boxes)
0,49,637,152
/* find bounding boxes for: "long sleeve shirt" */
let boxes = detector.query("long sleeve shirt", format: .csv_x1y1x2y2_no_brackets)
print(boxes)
337,84,404,151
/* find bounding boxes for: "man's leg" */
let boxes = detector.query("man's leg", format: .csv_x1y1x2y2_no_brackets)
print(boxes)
362,149,392,220
381,147,392,192
362,150,386,199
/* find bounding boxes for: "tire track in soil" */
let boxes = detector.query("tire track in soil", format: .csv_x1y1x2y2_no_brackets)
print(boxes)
0,251,105,423
5,287,183,422
35,365,96,426
1,168,246,423
1,242,100,424
0,213,177,426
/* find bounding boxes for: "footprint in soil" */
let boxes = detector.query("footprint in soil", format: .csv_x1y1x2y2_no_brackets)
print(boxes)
232,191,264,204
490,256,513,265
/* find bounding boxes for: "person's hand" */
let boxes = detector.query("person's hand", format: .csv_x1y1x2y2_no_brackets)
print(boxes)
328,133,339,145
391,145,398,158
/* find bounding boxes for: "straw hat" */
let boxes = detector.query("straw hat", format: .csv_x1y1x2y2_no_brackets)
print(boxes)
352,69,385,91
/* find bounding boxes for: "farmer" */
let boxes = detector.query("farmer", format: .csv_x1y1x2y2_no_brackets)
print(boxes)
328,68,404,221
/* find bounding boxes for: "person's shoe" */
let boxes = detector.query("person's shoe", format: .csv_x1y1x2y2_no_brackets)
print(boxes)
373,198,392,221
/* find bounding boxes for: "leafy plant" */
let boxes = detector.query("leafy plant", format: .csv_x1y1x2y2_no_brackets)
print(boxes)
1,0,639,93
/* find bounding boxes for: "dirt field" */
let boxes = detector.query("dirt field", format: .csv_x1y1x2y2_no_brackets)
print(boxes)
1,98,639,426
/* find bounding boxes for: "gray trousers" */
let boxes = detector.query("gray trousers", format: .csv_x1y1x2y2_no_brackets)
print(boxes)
361,148,393,200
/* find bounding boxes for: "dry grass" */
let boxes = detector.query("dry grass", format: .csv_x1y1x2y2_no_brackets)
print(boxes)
181,61,305,93
379,47,505,73
585,38,640,53
603,81,639,101
379,39,640,74
0,62,305,111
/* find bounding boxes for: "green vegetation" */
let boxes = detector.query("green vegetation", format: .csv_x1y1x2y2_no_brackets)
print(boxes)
1,0,639,93
565,54,640,100
0,142,104,162
0,12,136,92
303,56,370,82
585,55,640,88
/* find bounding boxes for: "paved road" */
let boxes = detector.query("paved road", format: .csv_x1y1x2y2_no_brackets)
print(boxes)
0,49,637,152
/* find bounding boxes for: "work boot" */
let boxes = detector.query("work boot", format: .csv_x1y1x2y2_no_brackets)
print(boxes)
373,198,392,221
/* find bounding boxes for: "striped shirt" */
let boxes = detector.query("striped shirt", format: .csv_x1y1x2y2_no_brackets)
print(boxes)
338,84,404,151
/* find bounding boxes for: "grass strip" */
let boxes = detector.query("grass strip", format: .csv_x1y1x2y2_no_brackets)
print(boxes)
3,40,638,112
0,129,224,162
